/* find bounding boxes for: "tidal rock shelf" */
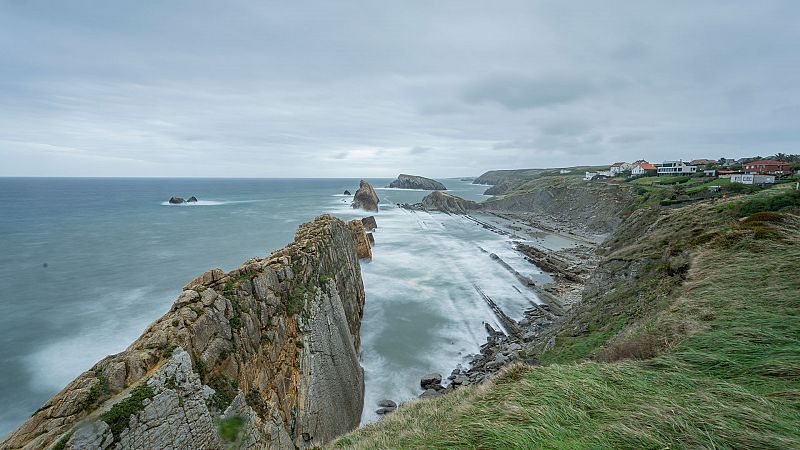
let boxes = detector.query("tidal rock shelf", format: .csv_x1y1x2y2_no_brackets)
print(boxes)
2,214,372,450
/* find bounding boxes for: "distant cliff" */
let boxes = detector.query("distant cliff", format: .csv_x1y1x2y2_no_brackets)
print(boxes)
2,215,369,450
388,174,446,190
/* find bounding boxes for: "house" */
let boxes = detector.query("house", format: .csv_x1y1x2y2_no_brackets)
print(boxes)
743,160,790,175
657,160,697,176
704,169,717,177
609,162,626,176
730,174,776,185
631,162,657,176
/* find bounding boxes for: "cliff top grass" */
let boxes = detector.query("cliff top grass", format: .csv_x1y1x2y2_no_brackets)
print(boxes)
332,186,800,449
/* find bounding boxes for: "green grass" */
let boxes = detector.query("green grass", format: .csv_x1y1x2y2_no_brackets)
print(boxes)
100,384,155,441
332,188,800,449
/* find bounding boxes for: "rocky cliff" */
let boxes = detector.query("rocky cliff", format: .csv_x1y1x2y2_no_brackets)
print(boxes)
351,180,379,212
387,174,447,191
420,191,479,214
1,215,369,450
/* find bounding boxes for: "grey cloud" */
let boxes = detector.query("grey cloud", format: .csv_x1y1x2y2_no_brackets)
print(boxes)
461,74,596,110
0,1,798,177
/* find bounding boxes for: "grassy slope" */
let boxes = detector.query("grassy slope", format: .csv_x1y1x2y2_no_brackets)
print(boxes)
332,186,800,449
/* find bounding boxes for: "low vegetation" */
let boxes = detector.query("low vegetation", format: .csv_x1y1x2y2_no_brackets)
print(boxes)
100,384,156,441
332,185,800,449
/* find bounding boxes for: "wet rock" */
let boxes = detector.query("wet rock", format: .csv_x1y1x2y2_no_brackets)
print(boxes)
352,180,380,212
420,373,443,390
377,399,396,408
375,407,396,415
169,196,186,204
361,216,377,231
187,196,198,203
344,190,352,195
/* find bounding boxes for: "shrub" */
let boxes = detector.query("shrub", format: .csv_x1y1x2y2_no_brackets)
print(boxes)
101,384,155,441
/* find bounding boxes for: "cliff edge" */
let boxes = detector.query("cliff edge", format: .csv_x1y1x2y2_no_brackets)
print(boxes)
2,214,369,450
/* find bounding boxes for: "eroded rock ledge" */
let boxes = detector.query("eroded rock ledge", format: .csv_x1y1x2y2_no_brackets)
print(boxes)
2,214,370,450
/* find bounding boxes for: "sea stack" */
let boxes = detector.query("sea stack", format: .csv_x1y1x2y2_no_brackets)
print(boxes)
388,174,447,190
168,196,186,204
351,180,380,212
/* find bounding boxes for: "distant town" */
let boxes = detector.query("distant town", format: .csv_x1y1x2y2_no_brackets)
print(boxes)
584,155,800,186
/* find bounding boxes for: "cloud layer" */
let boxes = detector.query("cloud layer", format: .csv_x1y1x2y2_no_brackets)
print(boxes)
1,1,798,177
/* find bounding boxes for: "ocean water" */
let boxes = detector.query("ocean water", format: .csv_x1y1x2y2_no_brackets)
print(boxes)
0,177,560,436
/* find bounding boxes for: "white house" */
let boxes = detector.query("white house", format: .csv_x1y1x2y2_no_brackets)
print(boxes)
657,160,696,176
632,162,657,176
609,162,626,176
730,174,776,185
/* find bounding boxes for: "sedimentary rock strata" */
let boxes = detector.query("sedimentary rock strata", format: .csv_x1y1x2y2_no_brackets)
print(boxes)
2,214,369,450
351,180,379,212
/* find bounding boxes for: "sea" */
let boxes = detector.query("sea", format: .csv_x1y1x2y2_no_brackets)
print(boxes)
0,177,566,437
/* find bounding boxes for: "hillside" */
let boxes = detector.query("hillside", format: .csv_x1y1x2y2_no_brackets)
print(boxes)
332,186,800,449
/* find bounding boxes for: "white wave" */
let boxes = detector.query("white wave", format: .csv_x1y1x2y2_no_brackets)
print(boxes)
160,200,259,206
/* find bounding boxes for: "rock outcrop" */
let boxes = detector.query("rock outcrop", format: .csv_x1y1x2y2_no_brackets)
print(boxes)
387,174,446,190
2,215,369,450
351,180,379,212
169,196,186,204
361,216,377,231
421,192,479,214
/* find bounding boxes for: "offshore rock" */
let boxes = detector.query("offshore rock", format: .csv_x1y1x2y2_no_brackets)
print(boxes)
187,196,198,203
351,180,379,212
169,196,186,204
361,216,377,231
343,190,351,196
2,214,367,450
387,174,447,190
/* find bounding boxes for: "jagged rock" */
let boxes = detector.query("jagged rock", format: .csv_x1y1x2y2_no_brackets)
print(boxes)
366,233,374,246
420,373,443,390
418,389,443,399
349,220,372,260
187,196,198,203
351,180,380,212
2,215,366,450
387,174,447,190
361,216,377,231
421,191,479,214
168,196,185,204
377,399,396,408
343,190,351,195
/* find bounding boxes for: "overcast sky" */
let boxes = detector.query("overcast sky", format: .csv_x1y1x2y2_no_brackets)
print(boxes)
1,1,798,177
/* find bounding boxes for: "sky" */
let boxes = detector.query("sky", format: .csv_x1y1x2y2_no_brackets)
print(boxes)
1,1,798,178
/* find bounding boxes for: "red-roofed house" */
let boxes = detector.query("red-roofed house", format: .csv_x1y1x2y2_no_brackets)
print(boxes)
744,160,790,175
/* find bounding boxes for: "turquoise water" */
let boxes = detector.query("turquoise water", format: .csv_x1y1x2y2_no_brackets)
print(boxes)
0,177,549,435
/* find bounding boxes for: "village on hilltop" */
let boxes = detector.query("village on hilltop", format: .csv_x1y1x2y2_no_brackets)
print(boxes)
585,155,798,184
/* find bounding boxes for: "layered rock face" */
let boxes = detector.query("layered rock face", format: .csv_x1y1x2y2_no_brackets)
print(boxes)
351,180,379,212
2,215,369,450
421,191,479,214
388,174,446,190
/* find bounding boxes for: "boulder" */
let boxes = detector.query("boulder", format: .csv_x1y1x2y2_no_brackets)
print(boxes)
387,174,447,190
361,216,377,231
351,180,380,212
418,389,443,399
420,372,443,390
375,407,396,415
377,399,397,408
344,190,352,196
187,196,198,203
169,196,186,204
